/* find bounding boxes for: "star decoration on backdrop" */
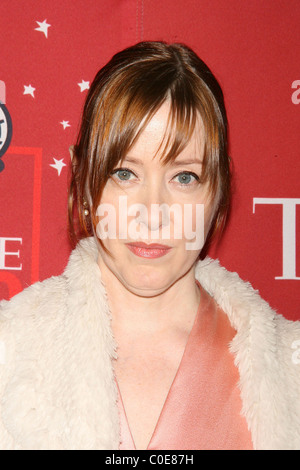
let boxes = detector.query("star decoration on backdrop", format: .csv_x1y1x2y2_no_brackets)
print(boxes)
35,20,51,38
78,80,90,92
49,158,67,176
23,22,91,178
23,84,36,98
60,120,71,130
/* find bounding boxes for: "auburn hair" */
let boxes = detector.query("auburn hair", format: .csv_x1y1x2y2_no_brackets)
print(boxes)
68,41,230,256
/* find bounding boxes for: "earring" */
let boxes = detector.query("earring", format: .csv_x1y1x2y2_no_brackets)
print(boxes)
83,199,89,216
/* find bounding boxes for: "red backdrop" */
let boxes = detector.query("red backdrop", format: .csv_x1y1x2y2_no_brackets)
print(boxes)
0,0,299,319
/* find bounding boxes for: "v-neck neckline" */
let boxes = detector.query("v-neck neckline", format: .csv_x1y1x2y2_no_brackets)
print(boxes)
116,280,204,451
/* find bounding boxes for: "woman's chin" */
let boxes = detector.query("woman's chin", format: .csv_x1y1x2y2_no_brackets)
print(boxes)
120,272,174,297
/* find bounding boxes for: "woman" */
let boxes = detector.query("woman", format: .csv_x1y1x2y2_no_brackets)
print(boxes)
0,41,299,451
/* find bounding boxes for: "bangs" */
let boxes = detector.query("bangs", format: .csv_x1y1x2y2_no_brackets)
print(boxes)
120,93,199,168
90,71,222,216
116,74,222,199
90,68,202,207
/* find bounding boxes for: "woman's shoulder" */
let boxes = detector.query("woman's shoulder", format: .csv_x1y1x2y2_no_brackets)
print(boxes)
195,256,300,362
0,238,102,360
195,256,299,323
0,273,68,324
0,273,69,368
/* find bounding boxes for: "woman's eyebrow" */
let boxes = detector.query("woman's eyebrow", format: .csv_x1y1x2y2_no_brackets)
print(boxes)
170,159,203,166
123,156,203,166
122,156,143,165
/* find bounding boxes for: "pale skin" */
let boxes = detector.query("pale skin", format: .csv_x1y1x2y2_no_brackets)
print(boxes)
96,101,215,450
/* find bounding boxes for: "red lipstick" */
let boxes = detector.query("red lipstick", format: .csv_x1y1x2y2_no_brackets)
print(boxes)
126,242,172,259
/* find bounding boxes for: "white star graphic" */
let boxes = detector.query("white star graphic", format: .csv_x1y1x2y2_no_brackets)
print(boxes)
60,120,71,130
78,80,90,92
23,84,36,98
49,158,67,176
35,19,51,38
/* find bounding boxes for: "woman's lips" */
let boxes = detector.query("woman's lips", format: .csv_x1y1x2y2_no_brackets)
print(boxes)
126,242,172,259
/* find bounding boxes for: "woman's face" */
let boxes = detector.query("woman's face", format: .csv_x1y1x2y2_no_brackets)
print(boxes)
96,101,215,297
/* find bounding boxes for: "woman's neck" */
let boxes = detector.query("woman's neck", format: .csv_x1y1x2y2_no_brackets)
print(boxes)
97,256,201,335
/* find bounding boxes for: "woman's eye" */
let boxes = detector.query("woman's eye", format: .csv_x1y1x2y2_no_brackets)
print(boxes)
173,172,199,186
110,168,200,186
111,168,135,181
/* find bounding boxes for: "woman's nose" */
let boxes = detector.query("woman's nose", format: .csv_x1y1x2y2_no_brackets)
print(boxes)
130,182,170,233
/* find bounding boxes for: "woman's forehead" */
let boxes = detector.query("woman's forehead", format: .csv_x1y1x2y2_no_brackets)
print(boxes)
126,101,205,163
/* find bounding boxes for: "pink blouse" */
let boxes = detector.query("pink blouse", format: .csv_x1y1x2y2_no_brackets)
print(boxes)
117,281,253,450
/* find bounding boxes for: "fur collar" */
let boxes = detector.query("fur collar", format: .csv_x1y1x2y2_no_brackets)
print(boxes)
1,237,300,450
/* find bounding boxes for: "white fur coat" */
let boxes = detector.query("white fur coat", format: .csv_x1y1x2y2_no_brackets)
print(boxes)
0,237,299,450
